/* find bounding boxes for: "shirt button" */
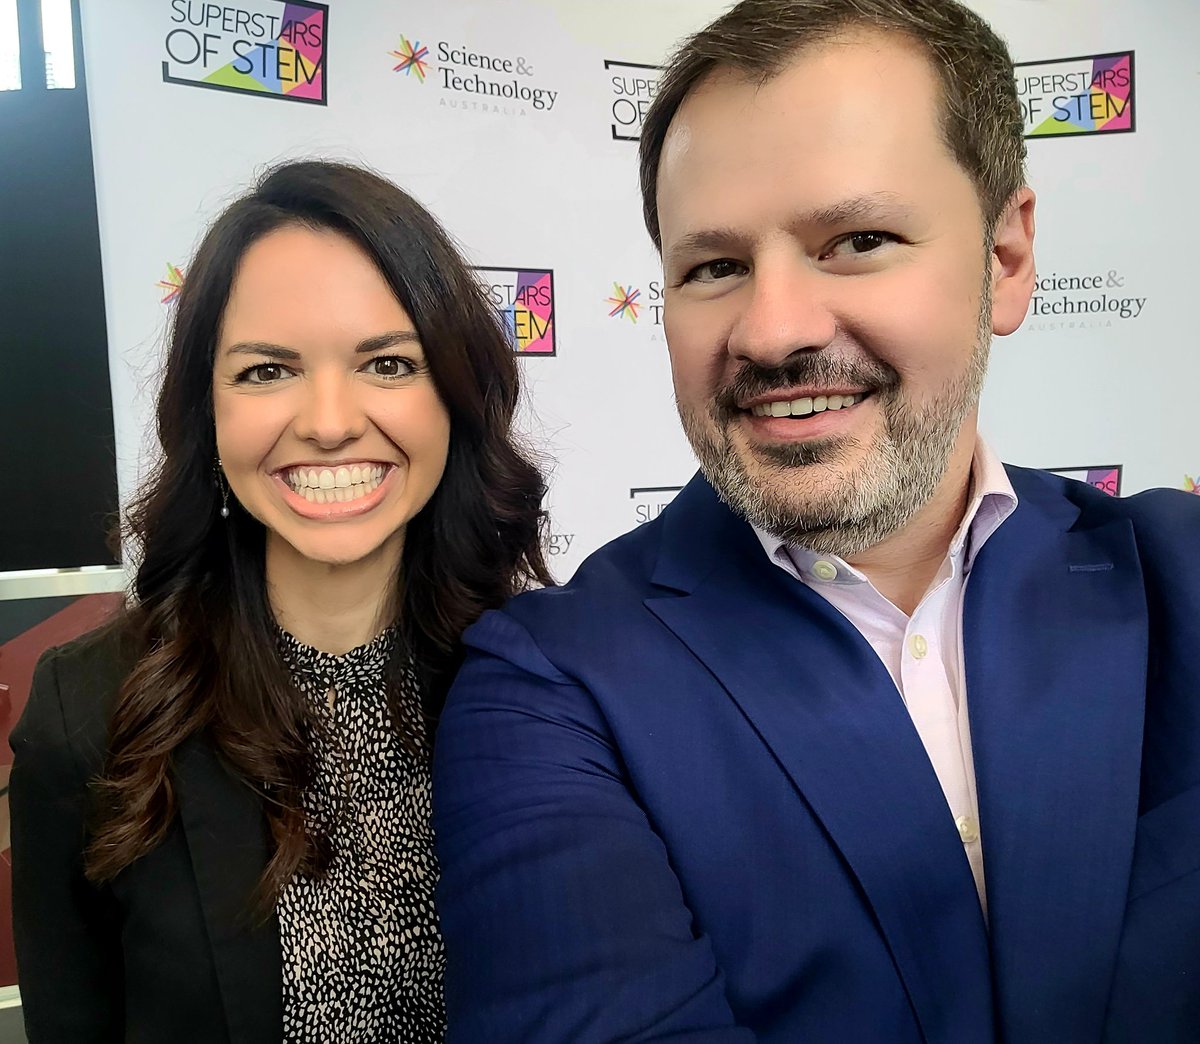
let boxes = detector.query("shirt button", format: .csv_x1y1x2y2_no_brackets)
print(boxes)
812,560,838,582
956,815,980,844
909,634,929,659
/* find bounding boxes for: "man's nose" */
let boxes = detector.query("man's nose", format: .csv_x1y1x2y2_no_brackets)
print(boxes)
726,257,837,368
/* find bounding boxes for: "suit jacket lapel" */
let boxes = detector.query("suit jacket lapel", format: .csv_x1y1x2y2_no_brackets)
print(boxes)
175,735,282,1044
646,478,994,1044
966,470,1146,1042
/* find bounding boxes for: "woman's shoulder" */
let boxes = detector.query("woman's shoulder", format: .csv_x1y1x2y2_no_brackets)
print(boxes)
15,620,136,777
35,619,136,687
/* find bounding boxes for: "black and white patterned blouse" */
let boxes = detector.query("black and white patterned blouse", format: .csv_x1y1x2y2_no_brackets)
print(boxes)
276,627,445,1043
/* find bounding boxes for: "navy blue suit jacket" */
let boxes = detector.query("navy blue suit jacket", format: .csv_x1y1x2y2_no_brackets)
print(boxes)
432,467,1200,1042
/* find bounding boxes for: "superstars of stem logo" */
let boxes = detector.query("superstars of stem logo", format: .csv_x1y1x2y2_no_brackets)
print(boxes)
630,485,684,525
1046,465,1122,497
1024,268,1147,333
1185,476,1199,495
388,32,559,114
163,1,326,104
1014,51,1134,138
604,60,661,141
476,268,556,355
606,280,664,326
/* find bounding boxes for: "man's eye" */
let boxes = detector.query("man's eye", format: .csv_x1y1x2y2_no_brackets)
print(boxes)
363,356,415,379
825,231,897,258
687,258,748,283
238,363,290,384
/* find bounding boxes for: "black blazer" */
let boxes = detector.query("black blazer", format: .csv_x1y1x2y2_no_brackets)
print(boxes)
10,627,282,1044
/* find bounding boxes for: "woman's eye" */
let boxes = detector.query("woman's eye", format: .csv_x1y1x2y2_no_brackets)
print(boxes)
687,258,748,284
241,364,290,384
826,231,896,258
363,356,414,378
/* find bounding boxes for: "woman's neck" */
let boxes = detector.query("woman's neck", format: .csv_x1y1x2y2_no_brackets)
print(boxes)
265,534,403,655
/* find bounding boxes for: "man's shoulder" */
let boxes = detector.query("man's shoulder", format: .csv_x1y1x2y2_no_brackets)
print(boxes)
504,514,670,632
1010,464,1200,557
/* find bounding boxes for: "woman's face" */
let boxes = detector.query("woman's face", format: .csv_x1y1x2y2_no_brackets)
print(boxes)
212,225,451,571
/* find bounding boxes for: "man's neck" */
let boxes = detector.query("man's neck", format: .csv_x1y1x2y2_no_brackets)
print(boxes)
265,535,403,655
847,432,977,616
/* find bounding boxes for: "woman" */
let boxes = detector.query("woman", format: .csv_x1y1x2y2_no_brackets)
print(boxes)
10,160,551,1043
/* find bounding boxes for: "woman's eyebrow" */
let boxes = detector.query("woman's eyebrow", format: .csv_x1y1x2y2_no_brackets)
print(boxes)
355,330,422,354
224,341,301,361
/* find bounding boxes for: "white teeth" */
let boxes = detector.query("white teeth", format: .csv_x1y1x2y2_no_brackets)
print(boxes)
283,463,388,507
752,393,868,418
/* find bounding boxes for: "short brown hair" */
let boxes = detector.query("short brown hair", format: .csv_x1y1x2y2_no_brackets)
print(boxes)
639,0,1026,250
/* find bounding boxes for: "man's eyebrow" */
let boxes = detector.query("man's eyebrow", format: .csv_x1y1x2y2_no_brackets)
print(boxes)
789,192,914,231
222,331,421,360
665,227,750,268
666,193,915,265
355,330,422,354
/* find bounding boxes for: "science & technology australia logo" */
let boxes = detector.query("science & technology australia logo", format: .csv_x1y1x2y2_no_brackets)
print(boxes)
389,33,558,115
163,1,326,104
1026,268,1146,333
606,280,664,326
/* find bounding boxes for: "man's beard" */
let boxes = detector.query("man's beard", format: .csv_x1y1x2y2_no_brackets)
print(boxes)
678,285,992,560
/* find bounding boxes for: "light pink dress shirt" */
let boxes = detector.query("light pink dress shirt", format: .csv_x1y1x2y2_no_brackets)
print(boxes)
753,439,1018,912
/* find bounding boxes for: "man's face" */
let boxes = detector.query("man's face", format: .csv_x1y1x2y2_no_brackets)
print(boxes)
656,32,1030,556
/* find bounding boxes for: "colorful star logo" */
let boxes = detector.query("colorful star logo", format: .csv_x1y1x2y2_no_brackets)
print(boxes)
390,36,429,81
156,263,184,304
607,283,642,323
1185,475,1199,495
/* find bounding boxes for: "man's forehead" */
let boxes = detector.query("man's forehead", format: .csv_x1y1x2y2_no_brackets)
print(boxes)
656,33,958,234
665,31,942,146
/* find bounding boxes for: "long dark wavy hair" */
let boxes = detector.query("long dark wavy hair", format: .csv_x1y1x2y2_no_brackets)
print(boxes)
86,160,552,902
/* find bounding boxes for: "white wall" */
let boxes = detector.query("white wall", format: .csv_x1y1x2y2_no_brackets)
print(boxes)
79,0,1200,579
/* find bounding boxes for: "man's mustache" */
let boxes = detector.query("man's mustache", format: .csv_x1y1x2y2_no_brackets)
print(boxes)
713,355,900,417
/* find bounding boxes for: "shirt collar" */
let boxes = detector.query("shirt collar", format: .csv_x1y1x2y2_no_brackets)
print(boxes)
752,437,1018,585
276,624,398,682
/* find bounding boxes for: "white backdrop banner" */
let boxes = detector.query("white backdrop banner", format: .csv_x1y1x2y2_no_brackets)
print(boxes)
80,0,1200,579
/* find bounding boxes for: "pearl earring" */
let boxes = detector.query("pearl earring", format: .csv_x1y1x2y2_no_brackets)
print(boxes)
216,458,230,519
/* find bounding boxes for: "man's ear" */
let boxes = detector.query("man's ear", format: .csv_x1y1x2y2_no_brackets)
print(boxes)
990,187,1037,336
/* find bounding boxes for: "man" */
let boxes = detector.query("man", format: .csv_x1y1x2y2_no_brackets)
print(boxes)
432,1,1200,1041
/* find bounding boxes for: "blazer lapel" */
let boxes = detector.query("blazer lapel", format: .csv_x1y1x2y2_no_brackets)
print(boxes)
175,735,283,1044
646,478,994,1044
966,470,1146,1043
